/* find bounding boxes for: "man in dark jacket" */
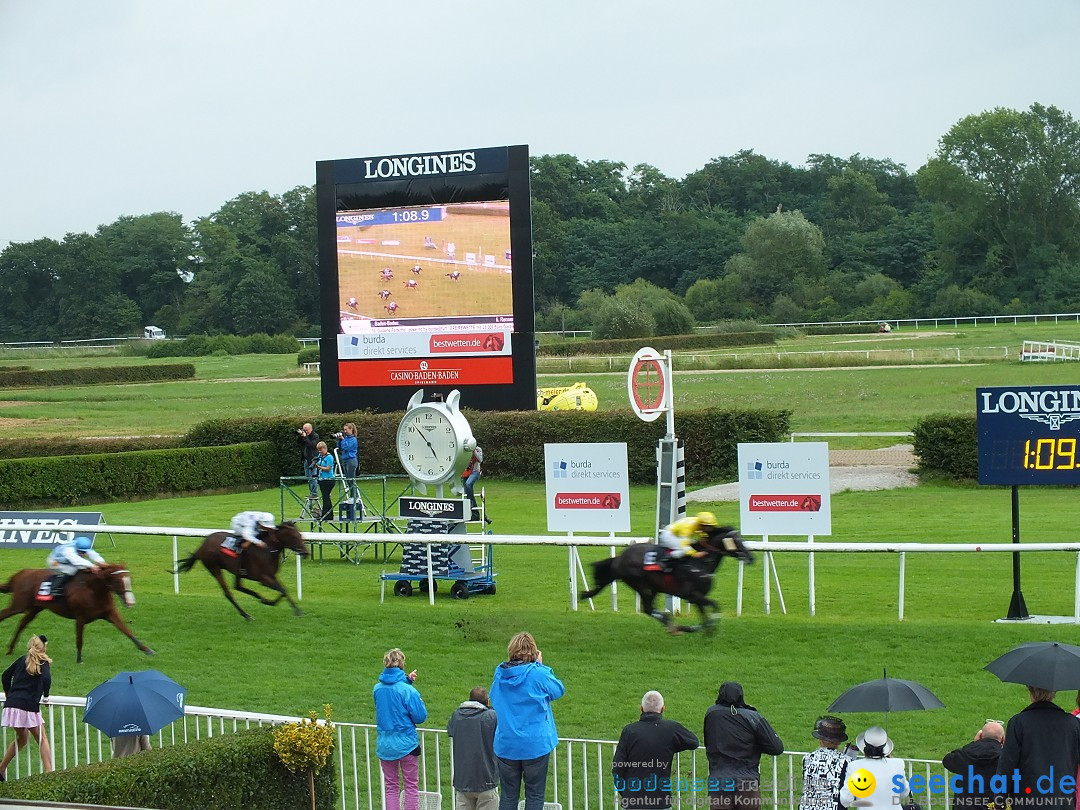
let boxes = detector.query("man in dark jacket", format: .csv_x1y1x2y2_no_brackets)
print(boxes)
997,686,1080,810
703,681,784,810
296,423,320,497
943,721,1005,810
448,687,498,810
612,690,699,809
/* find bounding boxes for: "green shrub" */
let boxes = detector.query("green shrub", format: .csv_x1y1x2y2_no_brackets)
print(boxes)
537,331,777,357
0,727,335,810
0,437,179,460
0,364,194,388
801,324,881,335
183,408,792,485
0,442,277,506
912,414,978,480
298,347,320,366
146,334,300,358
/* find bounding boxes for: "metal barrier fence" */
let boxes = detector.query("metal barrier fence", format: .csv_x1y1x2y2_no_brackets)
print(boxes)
1,696,952,810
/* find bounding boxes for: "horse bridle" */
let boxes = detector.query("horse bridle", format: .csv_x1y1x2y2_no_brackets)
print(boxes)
104,567,136,606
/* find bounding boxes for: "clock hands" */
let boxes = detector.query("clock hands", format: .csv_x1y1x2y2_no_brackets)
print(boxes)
415,428,438,458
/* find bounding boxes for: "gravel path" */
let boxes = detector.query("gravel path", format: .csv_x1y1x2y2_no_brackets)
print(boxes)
688,445,918,502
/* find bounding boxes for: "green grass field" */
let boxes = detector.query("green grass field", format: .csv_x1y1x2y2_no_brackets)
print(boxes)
2,323,1080,760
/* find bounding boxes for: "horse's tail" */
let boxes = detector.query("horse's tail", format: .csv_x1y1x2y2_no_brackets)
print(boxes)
0,575,13,594
175,554,199,574
581,557,616,599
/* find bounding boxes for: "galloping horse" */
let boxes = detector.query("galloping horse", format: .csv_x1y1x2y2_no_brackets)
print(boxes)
581,527,754,634
0,563,154,663
176,522,308,620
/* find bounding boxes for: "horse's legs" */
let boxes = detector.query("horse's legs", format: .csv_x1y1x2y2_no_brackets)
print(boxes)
75,620,85,664
4,609,42,655
98,611,155,658
210,570,253,620
639,591,672,629
233,579,281,607
257,575,303,617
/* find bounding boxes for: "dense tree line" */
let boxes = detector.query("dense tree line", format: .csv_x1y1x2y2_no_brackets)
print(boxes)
2,104,1078,341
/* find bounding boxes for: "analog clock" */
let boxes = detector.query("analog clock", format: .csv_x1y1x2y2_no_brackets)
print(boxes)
396,389,476,486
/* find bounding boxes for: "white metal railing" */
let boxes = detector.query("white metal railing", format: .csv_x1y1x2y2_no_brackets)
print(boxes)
1020,340,1080,362
536,345,1011,372
770,312,1080,329
0,696,952,810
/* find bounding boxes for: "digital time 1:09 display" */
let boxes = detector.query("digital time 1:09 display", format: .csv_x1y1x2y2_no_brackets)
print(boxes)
1022,437,1078,469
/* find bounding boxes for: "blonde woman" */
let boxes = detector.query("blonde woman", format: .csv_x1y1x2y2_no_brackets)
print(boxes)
374,648,428,810
489,632,565,810
0,635,53,779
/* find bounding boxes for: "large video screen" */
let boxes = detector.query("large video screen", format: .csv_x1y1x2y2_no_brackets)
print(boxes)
316,145,535,413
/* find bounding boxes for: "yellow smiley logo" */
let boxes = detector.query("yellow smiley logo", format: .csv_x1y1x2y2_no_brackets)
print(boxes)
847,768,876,798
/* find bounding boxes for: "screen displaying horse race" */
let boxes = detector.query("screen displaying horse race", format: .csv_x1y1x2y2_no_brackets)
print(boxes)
316,145,536,413
336,200,514,334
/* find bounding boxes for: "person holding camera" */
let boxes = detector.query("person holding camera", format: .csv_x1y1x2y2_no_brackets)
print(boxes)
296,423,320,498
335,423,359,505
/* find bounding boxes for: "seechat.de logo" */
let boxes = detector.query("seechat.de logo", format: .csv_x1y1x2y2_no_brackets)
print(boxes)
847,769,876,799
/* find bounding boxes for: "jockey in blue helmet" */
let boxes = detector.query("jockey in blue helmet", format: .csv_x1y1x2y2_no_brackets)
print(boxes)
40,534,106,601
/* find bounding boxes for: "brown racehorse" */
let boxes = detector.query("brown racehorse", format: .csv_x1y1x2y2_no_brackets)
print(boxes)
0,563,154,663
175,522,308,620
581,527,754,634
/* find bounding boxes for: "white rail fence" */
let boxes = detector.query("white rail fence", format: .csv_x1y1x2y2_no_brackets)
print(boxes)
1020,340,1080,362
0,696,953,810
9,523,1080,622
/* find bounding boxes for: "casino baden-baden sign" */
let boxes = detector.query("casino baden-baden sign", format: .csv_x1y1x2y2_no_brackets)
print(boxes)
977,385,1080,486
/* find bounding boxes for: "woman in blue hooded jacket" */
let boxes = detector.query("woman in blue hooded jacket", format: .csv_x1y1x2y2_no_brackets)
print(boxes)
489,632,566,810
374,648,428,810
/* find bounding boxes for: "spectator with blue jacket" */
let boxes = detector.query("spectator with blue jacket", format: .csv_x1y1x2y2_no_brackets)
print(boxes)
489,632,566,810
374,648,428,810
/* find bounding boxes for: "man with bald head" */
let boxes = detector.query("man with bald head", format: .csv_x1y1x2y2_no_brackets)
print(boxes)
943,721,1005,810
612,690,699,809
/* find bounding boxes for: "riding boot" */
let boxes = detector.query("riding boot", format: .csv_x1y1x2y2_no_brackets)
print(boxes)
52,574,69,598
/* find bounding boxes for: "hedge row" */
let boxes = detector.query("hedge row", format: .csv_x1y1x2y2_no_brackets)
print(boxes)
0,442,277,505
183,407,793,485
145,333,300,358
0,436,180,460
538,331,778,357
298,347,320,365
0,727,335,810
801,324,882,336
912,414,978,480
0,363,195,388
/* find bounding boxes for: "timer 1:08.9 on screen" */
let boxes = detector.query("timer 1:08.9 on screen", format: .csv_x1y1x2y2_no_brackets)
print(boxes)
1024,437,1078,469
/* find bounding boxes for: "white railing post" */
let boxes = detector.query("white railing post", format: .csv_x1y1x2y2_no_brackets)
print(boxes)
899,552,906,621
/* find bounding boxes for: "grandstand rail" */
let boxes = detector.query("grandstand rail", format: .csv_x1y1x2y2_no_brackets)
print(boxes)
0,695,956,810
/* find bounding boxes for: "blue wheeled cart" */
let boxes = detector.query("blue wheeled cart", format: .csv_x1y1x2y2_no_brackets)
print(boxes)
381,542,496,600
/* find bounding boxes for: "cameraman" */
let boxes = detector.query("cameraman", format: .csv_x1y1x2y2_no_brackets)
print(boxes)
296,423,320,498
335,423,359,505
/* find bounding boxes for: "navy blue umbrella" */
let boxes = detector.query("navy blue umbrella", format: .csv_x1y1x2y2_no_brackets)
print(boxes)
83,670,186,736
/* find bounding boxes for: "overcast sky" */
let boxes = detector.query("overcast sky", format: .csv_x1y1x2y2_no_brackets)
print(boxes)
1,0,1078,249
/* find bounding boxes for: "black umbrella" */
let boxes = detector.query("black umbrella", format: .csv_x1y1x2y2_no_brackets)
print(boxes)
985,641,1080,691
828,669,945,719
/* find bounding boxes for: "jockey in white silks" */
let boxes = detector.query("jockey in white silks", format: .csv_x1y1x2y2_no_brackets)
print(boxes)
47,535,105,575
221,511,275,555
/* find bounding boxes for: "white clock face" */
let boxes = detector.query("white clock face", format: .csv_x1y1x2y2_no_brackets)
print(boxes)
396,406,461,483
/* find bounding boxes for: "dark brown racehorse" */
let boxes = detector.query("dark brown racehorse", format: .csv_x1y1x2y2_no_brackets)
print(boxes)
0,563,153,663
581,527,754,634
176,522,308,620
